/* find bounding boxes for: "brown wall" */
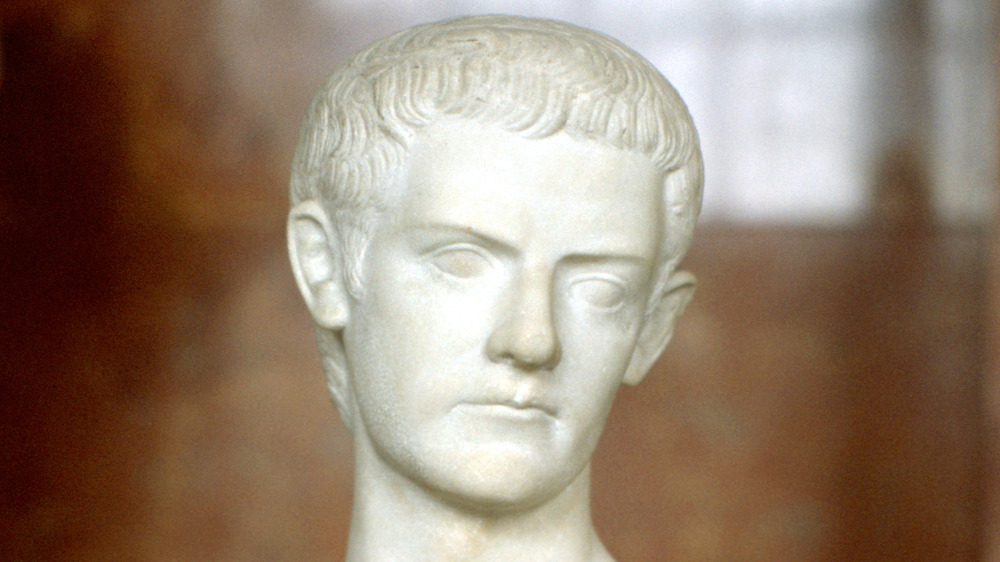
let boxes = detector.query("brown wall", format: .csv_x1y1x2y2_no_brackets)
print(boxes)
1,2,990,560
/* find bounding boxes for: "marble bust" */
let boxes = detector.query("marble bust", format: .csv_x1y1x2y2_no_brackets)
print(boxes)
287,15,702,561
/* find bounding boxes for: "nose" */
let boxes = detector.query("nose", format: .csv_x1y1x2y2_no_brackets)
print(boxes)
485,266,562,371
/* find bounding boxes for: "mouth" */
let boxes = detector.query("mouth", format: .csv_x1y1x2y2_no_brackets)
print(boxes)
458,404,553,426
456,397,556,419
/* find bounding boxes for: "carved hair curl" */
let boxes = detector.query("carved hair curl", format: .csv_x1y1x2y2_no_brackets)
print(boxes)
290,15,702,300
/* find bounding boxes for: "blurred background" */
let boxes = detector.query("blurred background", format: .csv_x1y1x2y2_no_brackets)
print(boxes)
1,0,996,559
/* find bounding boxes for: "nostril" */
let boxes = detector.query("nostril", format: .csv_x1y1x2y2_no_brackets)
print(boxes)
487,324,560,371
514,332,561,368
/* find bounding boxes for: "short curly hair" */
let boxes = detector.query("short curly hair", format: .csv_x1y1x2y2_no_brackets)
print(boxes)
290,15,702,304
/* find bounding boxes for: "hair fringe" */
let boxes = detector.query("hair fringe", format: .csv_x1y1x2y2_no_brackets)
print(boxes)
289,15,703,300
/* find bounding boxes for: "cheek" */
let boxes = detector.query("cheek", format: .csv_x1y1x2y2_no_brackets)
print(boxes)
350,262,497,407
562,339,634,403
553,307,643,412
557,300,644,368
374,257,502,348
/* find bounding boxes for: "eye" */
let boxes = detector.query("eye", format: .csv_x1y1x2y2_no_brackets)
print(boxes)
569,274,628,310
428,245,494,278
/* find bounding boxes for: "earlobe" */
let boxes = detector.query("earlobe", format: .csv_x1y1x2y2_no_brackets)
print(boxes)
622,270,696,386
289,201,356,429
288,200,350,330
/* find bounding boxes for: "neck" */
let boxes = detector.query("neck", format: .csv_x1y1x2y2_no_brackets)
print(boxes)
345,444,613,562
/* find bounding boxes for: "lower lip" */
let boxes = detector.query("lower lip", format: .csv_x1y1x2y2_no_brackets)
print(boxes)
458,403,552,422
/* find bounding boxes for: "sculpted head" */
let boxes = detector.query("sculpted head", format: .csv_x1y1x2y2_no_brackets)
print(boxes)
288,15,702,512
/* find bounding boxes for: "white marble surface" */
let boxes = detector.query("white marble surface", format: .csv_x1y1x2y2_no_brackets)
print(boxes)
287,16,702,560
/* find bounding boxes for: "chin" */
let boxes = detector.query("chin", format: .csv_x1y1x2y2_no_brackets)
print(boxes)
417,446,583,514
433,477,559,514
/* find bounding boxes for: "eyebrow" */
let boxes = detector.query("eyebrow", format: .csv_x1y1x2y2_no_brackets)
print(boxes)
559,252,650,269
402,223,519,255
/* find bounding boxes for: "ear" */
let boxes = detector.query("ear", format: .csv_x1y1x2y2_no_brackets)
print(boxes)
622,270,696,386
288,200,350,330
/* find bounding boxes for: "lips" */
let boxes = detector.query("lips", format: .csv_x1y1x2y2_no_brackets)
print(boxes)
455,397,556,418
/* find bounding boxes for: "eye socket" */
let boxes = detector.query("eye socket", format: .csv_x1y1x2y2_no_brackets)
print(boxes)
569,274,628,310
428,245,494,278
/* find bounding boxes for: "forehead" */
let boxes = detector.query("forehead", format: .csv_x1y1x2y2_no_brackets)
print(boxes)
388,119,662,259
